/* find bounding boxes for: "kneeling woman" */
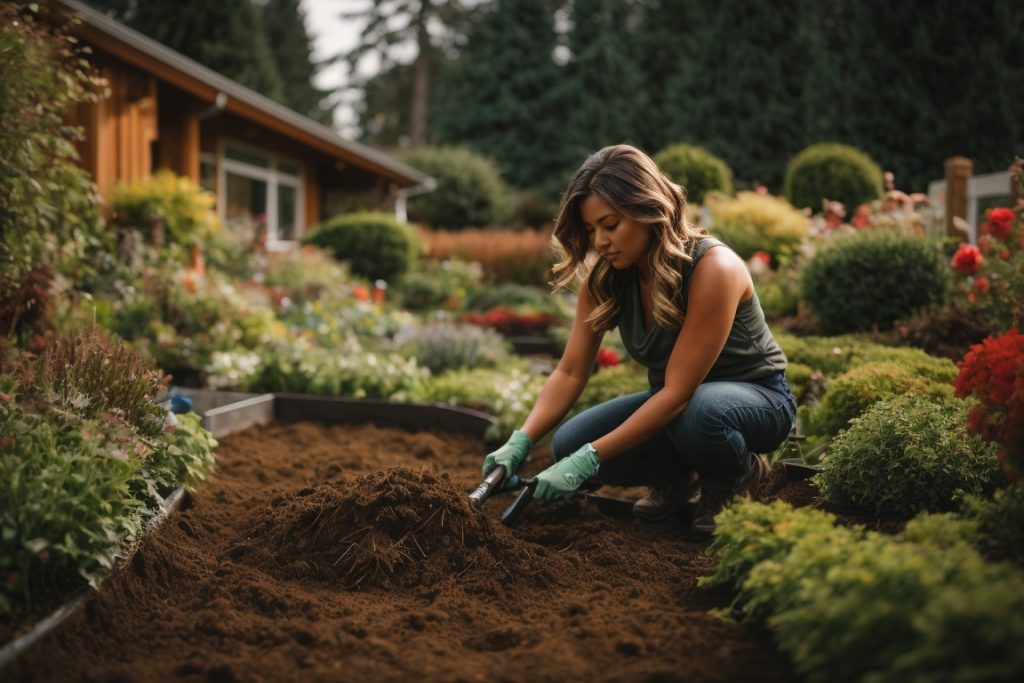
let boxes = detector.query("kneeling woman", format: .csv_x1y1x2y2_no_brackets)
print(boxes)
482,144,796,536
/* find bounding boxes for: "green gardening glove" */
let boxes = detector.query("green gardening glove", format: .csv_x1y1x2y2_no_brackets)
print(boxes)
534,443,600,502
482,429,533,489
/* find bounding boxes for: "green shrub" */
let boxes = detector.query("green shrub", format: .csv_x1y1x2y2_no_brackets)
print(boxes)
800,230,949,333
900,512,981,550
705,500,1024,683
394,260,483,311
783,142,884,212
304,211,419,282
244,343,428,400
784,362,815,403
406,364,543,440
395,323,509,374
112,170,220,246
404,146,512,229
773,329,958,381
707,192,808,262
0,5,105,338
805,362,954,437
961,486,1024,566
567,364,649,420
464,283,553,312
815,395,1001,518
653,143,734,204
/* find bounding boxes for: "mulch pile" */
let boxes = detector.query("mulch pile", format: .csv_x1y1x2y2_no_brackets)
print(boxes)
10,421,804,682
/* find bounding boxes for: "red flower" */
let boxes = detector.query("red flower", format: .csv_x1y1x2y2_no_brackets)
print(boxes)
983,207,1015,240
977,234,992,256
973,276,990,295
1002,250,1012,260
951,243,983,275
352,285,370,302
752,250,772,266
596,347,620,368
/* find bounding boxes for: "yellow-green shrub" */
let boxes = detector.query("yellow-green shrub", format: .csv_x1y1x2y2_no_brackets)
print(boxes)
805,361,954,437
783,142,884,212
112,170,220,246
707,192,809,263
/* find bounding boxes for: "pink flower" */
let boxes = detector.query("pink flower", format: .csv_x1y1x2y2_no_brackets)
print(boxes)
951,243,983,275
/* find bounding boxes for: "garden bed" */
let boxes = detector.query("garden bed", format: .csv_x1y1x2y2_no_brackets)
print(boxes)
9,419,800,682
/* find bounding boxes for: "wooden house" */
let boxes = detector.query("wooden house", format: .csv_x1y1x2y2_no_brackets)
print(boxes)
49,0,433,250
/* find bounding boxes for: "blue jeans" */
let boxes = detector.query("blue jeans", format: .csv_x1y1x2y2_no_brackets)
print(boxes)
550,372,798,492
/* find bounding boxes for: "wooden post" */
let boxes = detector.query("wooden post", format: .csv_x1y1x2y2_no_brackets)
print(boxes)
1011,158,1024,209
944,156,972,237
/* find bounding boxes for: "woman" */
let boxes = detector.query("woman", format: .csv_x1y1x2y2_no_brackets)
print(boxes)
482,145,797,537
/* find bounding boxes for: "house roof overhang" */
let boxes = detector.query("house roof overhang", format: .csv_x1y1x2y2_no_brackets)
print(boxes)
50,0,431,188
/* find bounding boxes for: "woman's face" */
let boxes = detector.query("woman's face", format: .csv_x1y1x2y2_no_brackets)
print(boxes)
580,194,651,271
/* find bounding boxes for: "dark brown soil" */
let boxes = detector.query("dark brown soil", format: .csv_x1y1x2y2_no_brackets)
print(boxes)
10,421,801,682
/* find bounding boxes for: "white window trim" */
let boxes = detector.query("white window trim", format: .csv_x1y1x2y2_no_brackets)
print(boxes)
216,138,305,251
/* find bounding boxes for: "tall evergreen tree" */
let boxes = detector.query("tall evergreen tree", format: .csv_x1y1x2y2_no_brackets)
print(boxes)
633,0,705,153
562,0,644,158
259,0,333,124
674,0,810,189
432,0,572,193
335,1,469,147
84,0,285,103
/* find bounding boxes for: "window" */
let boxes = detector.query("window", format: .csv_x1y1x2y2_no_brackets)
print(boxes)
218,141,304,249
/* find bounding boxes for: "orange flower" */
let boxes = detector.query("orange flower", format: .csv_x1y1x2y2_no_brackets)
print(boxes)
352,286,370,302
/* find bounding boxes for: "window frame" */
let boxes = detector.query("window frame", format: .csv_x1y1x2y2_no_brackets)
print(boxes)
216,138,304,250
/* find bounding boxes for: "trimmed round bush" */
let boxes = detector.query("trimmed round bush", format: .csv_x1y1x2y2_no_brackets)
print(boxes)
653,143,733,204
815,395,1001,518
800,230,949,333
783,142,884,212
707,191,808,262
403,147,511,229
807,361,954,437
303,212,419,282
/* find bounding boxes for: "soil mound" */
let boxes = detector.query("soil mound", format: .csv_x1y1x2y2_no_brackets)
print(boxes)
246,466,559,590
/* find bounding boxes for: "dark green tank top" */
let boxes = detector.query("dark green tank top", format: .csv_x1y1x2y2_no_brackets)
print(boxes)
617,237,787,389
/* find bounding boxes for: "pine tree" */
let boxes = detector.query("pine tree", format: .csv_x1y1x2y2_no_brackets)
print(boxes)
562,0,644,158
259,0,333,124
84,0,285,103
432,0,573,193
633,0,705,153
334,1,469,147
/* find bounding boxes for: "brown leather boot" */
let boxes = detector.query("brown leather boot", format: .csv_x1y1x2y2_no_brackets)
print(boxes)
689,453,777,539
632,470,702,524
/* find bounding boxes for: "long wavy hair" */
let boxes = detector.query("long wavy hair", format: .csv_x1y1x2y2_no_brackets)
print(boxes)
551,145,706,333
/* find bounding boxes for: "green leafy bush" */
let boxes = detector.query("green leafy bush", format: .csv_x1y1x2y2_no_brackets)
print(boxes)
0,332,217,612
464,283,552,312
0,4,105,338
405,364,543,440
783,142,884,212
707,192,808,262
800,230,950,333
112,170,220,247
395,323,509,374
243,343,428,400
961,486,1024,566
815,395,1001,517
567,364,649,420
804,361,954,437
304,212,420,282
653,143,734,204
704,500,1024,683
774,329,959,381
264,246,354,306
404,146,512,229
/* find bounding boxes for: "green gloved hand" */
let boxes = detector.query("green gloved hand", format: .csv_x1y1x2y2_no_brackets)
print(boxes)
482,429,533,489
534,443,600,502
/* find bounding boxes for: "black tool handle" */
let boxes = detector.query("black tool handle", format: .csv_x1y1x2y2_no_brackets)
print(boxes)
501,478,538,527
468,466,506,508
